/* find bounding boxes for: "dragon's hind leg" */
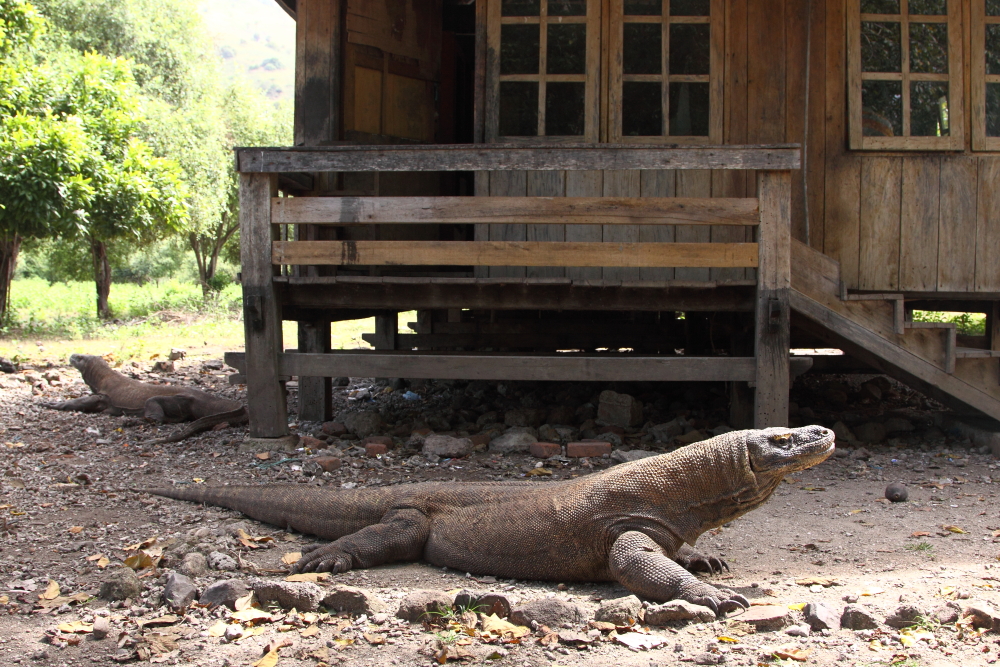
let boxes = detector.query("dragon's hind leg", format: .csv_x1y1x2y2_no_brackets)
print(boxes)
143,395,195,423
293,508,430,574
675,543,729,574
41,394,112,413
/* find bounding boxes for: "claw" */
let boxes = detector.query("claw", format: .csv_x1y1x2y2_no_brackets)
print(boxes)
692,596,719,616
717,599,746,616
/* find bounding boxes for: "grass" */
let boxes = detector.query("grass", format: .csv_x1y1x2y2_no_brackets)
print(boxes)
905,541,933,552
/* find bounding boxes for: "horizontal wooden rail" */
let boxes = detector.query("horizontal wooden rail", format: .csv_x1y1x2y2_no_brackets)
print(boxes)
237,144,801,173
272,240,759,268
272,196,760,226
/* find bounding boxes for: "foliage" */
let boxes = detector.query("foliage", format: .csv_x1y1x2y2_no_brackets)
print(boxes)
912,311,986,336
19,236,189,284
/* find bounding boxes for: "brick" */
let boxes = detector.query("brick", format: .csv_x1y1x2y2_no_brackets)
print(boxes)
364,435,393,447
313,456,342,472
529,442,561,458
566,442,612,458
321,422,347,437
741,605,791,631
299,435,326,450
365,443,389,457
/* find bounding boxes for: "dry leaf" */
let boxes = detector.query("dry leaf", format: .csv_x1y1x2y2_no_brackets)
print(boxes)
300,625,319,637
795,577,837,587
614,633,667,650
256,452,271,461
772,644,811,661
910,531,931,538
0,595,8,605
941,524,966,534
480,614,530,640
207,621,228,637
526,468,552,477
123,537,157,551
717,636,740,643
252,649,280,667
281,552,302,565
57,621,93,634
234,592,254,611
68,526,84,534
136,615,180,629
40,580,60,600
124,552,156,571
364,632,386,645
232,608,273,623
848,509,864,515
787,603,806,611
860,587,885,596
285,573,329,583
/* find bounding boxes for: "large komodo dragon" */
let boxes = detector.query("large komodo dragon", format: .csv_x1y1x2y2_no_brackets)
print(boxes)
148,426,834,614
43,354,247,444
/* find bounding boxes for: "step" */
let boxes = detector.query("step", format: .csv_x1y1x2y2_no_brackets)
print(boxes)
838,284,905,334
903,322,958,373
955,347,1000,359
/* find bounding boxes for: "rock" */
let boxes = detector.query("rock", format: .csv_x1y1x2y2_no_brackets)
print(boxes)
251,578,324,612
322,584,387,614
199,579,249,610
208,551,237,571
365,442,388,457
930,601,961,624
675,430,708,444
529,442,561,458
610,449,658,464
825,387,849,406
644,600,716,625
785,624,810,637
396,590,453,622
597,390,643,428
547,406,576,425
0,357,18,373
469,433,491,450
557,630,593,645
224,624,244,642
592,431,623,447
566,441,612,458
854,422,886,444
537,424,562,443
340,411,383,438
649,419,685,443
804,602,840,631
504,409,548,428
422,434,473,458
488,431,536,454
333,376,350,387
312,456,342,473
594,595,644,625
740,605,791,631
364,435,393,447
322,422,348,437
885,604,925,628
962,601,1000,630
840,604,879,630
476,411,498,427
575,403,596,423
162,573,197,609
885,482,908,502
99,567,143,601
453,590,512,618
860,381,882,401
91,617,110,640
510,598,587,628
299,435,326,450
849,447,872,461
691,652,725,665
832,421,856,443
884,417,914,433
179,552,208,578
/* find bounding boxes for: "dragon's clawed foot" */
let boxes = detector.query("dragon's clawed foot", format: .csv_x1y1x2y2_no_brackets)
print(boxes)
678,551,729,575
679,581,750,618
292,543,354,574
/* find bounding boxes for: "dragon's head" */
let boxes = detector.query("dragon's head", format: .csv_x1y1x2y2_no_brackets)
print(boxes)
746,425,835,481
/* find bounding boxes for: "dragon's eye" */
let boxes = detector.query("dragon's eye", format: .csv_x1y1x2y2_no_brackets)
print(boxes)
770,433,792,447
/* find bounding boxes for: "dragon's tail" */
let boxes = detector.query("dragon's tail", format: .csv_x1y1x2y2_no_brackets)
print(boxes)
143,406,248,446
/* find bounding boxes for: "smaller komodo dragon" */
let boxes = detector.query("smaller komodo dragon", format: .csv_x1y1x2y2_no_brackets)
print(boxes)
147,425,834,615
43,354,247,444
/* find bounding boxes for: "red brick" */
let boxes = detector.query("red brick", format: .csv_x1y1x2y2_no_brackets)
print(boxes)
364,435,393,447
566,442,612,458
322,422,347,437
529,442,561,458
470,433,491,449
365,443,389,457
299,435,326,450
313,456,342,472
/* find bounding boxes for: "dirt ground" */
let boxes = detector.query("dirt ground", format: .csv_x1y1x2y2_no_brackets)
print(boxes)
2,355,1000,667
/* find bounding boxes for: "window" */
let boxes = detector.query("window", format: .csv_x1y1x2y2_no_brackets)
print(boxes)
848,0,964,150
973,0,1000,149
486,0,600,141
608,0,722,143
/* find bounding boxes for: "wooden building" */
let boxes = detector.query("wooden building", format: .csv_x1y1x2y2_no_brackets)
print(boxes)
229,0,1000,440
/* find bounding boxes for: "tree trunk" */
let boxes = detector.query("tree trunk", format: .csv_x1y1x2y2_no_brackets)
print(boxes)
0,233,21,323
91,238,112,320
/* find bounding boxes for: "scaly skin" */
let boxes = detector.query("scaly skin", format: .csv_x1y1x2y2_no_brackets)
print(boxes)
146,425,835,616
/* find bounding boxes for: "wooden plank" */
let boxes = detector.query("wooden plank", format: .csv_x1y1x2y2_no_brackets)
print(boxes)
602,170,640,281
240,173,288,438
976,159,1000,292
237,145,803,173
675,170,713,282
526,171,566,278
296,320,332,422
278,352,757,382
805,0,826,252
565,170,604,281
785,0,807,244
473,0,487,144
473,172,489,279
488,170,527,278
939,156,978,292
273,240,759,268
639,170,676,281
858,157,901,291
898,157,941,292
294,0,341,146
271,196,761,225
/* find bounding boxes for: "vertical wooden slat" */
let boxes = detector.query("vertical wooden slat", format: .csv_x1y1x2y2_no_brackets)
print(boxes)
674,170,712,281
898,157,941,292
939,156,978,292
785,0,808,244
565,170,604,280
975,158,1000,291
297,320,332,422
489,170,528,278
373,311,397,349
972,0,988,151
474,172,490,278
240,173,288,438
602,170,641,281
474,0,488,144
859,157,901,291
806,0,827,252
747,0,786,146
639,170,676,281
526,170,567,278
755,170,791,428
294,0,341,146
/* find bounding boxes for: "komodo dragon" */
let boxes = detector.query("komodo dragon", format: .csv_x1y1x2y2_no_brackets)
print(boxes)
147,425,834,615
43,354,247,444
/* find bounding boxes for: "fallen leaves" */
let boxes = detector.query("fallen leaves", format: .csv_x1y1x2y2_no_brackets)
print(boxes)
795,577,839,588
910,531,931,538
479,614,530,641
771,643,811,662
285,573,329,583
941,524,967,534
237,528,275,549
613,633,668,650
123,536,162,571
40,580,60,601
86,553,110,568
281,552,302,565
57,620,93,634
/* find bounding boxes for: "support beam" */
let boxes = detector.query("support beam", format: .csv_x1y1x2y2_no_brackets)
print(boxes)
373,311,397,350
296,319,332,422
293,0,341,146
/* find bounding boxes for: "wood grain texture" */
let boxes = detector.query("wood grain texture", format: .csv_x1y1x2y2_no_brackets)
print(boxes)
675,170,713,282
939,156,978,292
976,158,1000,292
565,170,603,280
601,170,641,281
526,171,567,278
639,170,677,281
294,0,341,146
488,170,528,278
899,157,940,292
859,157,901,291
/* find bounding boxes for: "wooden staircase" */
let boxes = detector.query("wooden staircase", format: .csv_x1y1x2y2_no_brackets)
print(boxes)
790,240,1000,420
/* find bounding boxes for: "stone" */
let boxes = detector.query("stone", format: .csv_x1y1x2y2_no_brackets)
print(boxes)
597,390,643,428
162,573,197,609
224,624,244,642
365,442,388,457
691,652,725,665
476,411,498,427
849,447,872,461
537,424,562,443
0,357,18,373
240,434,299,453
566,441,612,458
179,552,208,578
885,482,908,502
547,406,576,425
884,417,915,433
312,456,342,473
333,376,350,387
860,381,882,401
575,403,596,423
453,590,512,618
322,422,348,437
199,579,249,610
529,442,561,458
930,601,961,624
832,421,856,443
885,604,925,628
594,595,644,625
341,411,383,438
488,431,536,454
504,409,548,428
649,419,685,443
469,433,491,450
99,567,143,601
644,600,716,625
510,598,586,628
557,630,593,645
396,590,453,622
610,449,658,464
853,422,886,444
322,585,387,614
208,551,237,571
785,624,810,637
740,605,791,631
804,602,840,631
422,434,473,458
91,617,110,640
962,601,1000,630
251,578,324,612
299,435,326,450
592,432,623,447
365,435,393,447
840,604,879,630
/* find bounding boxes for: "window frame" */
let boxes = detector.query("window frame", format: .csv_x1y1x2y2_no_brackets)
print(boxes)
972,0,1000,149
847,0,965,150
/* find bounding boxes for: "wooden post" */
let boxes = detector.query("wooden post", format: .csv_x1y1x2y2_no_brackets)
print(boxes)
754,171,791,428
297,319,332,422
294,0,341,146
240,173,289,438
373,311,397,350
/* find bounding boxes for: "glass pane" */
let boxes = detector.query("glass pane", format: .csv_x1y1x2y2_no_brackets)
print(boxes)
989,0,1000,15
987,83,1000,136
987,25,1000,75
908,0,945,14
862,80,902,136
669,81,709,135
502,0,540,16
546,82,585,135
622,81,662,135
909,23,947,73
624,0,661,15
861,21,901,72
669,23,710,75
623,23,662,74
911,81,949,136
860,0,899,12
548,0,587,16
501,24,540,75
670,0,710,15
499,82,539,136
547,23,586,74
